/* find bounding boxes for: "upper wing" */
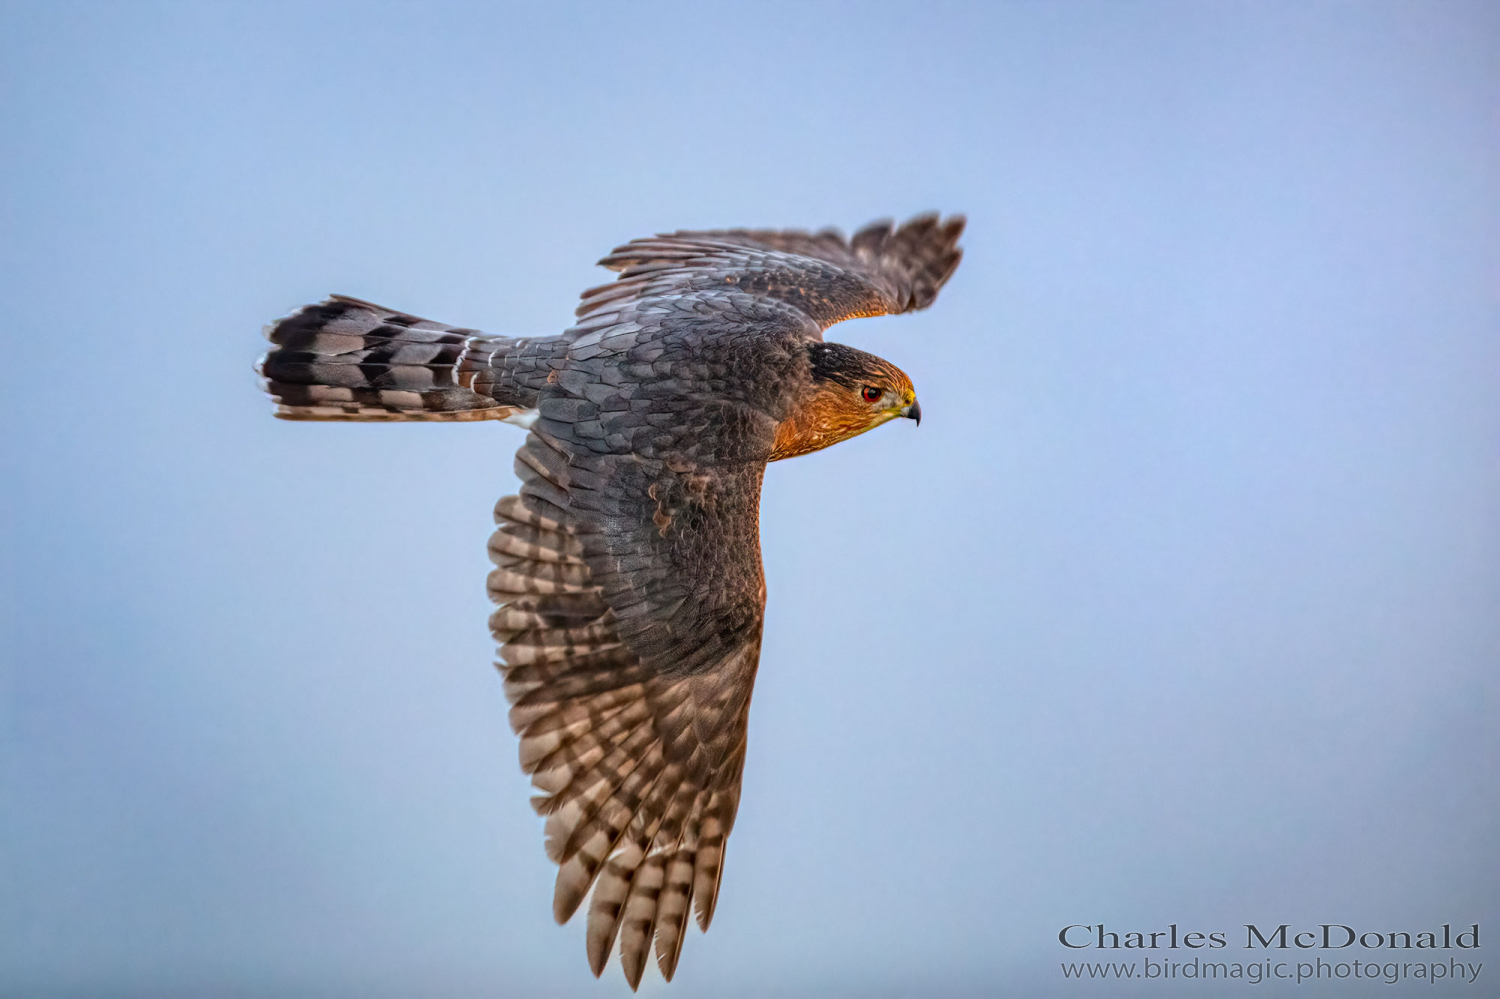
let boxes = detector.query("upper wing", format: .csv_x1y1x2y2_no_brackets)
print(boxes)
491,300,801,988
495,441,762,984
491,484,757,990
576,212,965,330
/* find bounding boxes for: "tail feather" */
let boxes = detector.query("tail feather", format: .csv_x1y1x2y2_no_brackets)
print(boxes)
259,295,524,421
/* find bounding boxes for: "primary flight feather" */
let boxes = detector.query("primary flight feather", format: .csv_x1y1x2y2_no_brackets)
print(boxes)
258,212,964,989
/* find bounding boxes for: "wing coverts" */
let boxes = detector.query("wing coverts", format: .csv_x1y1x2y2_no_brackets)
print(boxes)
491,435,754,987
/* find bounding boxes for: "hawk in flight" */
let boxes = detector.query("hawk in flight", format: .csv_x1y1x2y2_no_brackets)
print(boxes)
259,213,965,988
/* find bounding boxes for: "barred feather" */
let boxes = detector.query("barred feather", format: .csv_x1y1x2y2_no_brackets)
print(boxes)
489,448,757,991
259,295,561,421
581,212,965,328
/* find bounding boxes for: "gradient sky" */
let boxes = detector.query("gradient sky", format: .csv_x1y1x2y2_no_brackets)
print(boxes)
3,2,1496,996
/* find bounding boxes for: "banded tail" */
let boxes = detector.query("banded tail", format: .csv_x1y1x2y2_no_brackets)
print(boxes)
259,295,556,421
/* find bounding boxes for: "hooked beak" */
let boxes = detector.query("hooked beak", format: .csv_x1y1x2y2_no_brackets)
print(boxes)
903,399,921,425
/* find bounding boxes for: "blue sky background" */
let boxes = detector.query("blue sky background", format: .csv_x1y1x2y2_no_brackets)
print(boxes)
2,2,1496,996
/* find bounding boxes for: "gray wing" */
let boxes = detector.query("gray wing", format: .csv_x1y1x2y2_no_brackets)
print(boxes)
576,212,965,330
491,489,756,989
491,299,810,988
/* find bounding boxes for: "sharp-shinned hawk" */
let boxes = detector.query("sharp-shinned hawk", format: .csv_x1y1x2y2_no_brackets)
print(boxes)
258,213,965,988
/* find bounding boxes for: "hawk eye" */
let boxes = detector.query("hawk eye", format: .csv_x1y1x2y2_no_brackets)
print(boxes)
861,386,882,403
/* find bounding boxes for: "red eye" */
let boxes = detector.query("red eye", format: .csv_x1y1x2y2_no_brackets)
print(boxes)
861,386,882,403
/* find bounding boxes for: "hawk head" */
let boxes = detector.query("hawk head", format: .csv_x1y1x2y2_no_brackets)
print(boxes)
769,341,920,461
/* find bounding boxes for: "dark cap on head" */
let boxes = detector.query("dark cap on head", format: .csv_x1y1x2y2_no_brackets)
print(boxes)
807,341,900,390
